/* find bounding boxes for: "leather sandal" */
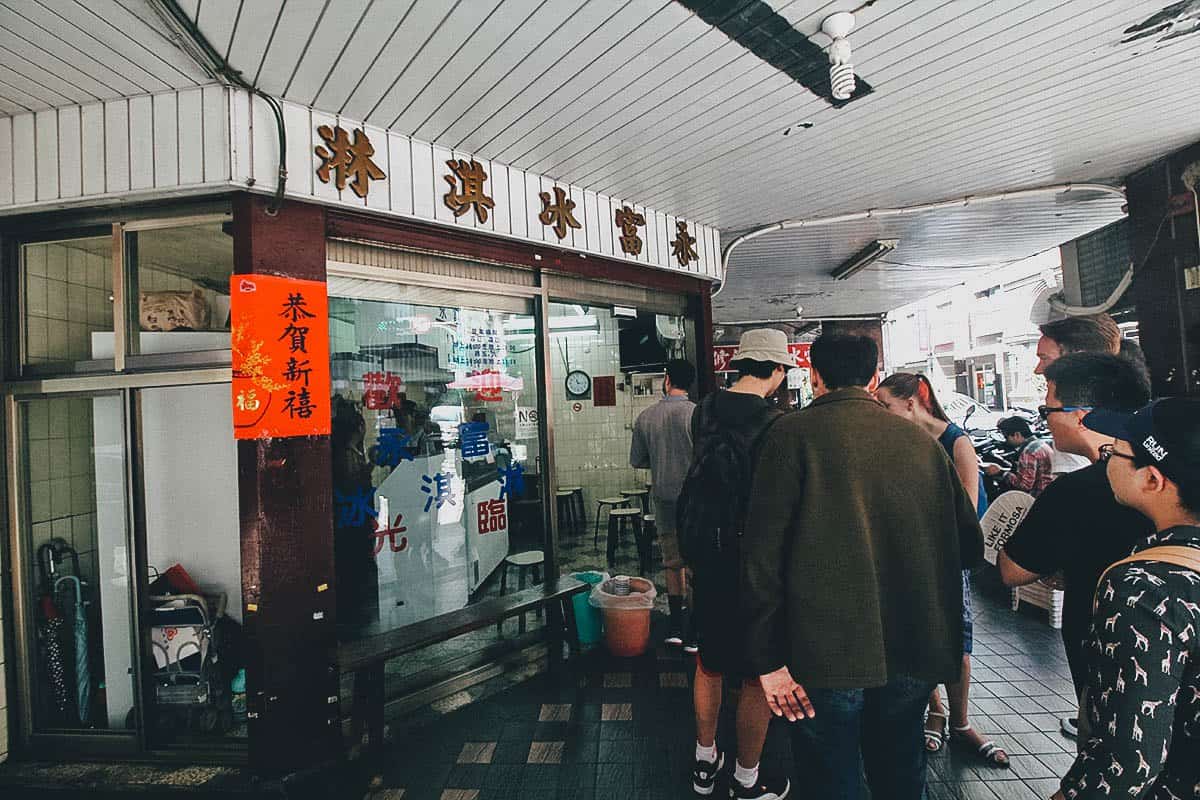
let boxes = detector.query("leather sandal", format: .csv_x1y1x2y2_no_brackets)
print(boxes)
951,724,1010,768
923,711,948,753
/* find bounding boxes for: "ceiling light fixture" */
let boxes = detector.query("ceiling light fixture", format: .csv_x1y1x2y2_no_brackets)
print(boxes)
821,12,857,101
830,239,897,281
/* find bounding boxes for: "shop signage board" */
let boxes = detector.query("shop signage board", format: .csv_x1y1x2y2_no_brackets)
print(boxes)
713,343,811,373
514,407,539,440
231,275,331,440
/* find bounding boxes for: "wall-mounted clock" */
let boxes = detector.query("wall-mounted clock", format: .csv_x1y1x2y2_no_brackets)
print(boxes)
565,369,592,399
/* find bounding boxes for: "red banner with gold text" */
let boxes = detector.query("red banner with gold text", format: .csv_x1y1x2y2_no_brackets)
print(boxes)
230,275,331,440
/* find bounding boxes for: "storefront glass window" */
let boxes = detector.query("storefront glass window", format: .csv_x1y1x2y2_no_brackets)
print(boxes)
19,395,135,733
21,237,113,369
329,296,544,641
138,384,245,744
126,221,233,363
547,303,696,579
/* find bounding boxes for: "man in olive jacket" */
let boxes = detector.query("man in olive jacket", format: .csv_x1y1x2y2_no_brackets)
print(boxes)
742,335,983,800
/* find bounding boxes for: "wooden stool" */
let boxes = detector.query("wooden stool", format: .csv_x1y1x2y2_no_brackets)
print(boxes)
497,550,546,634
555,489,580,536
620,488,650,515
593,496,630,551
607,508,650,574
558,486,584,534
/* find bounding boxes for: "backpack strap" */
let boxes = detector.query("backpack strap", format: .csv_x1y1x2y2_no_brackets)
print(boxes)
1093,545,1200,612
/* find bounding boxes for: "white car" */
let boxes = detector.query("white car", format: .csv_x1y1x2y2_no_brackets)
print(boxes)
943,392,1008,432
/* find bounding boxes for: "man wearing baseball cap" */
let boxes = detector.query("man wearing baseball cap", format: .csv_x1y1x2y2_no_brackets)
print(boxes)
680,328,793,799
1052,398,1200,800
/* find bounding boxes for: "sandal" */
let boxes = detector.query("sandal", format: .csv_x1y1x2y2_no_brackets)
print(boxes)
923,711,948,753
951,725,1010,768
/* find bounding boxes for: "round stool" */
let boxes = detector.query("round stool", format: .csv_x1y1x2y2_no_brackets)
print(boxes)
497,550,545,635
594,496,630,551
555,489,579,536
558,486,584,534
620,488,650,515
607,508,649,573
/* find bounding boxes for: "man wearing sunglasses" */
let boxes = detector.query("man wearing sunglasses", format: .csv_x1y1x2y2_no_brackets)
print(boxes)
999,353,1151,738
1051,398,1200,800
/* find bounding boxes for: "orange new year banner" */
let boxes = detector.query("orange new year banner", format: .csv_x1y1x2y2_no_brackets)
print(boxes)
230,274,331,440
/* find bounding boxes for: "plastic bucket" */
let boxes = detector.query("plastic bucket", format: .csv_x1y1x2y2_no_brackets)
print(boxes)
570,571,607,647
590,576,656,658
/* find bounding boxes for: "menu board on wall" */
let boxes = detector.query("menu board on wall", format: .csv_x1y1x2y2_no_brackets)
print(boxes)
231,275,331,440
592,376,617,407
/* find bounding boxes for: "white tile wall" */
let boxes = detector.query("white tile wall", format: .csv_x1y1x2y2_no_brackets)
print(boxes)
551,311,658,533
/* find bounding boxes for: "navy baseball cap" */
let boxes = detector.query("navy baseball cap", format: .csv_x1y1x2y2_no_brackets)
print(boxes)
1084,398,1200,484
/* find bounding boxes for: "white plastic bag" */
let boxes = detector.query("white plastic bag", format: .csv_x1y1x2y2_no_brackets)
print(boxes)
588,575,657,611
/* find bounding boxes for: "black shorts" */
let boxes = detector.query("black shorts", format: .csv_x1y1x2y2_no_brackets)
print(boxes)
691,547,751,680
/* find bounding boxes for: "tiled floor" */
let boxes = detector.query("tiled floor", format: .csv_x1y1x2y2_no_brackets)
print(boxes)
367,567,1081,800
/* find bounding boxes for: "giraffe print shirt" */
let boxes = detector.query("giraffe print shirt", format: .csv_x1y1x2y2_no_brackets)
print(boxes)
1061,526,1200,800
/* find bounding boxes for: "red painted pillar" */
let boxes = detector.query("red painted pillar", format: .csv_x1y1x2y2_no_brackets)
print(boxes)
231,193,340,771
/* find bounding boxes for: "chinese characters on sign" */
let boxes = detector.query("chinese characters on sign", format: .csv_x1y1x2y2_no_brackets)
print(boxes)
371,514,408,555
497,463,525,500
450,326,512,371
459,422,490,459
614,206,646,256
363,371,404,410
421,472,455,512
232,275,331,440
538,186,582,240
314,125,386,199
443,159,494,223
334,486,377,527
671,221,699,267
477,499,507,534
713,343,810,373
374,427,415,467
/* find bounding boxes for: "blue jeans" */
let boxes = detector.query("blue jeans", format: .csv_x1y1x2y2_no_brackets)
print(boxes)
789,675,935,800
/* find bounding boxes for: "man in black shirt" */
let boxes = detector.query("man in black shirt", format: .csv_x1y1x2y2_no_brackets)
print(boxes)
1000,353,1151,733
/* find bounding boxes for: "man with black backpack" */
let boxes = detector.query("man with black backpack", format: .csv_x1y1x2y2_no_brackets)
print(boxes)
679,329,793,800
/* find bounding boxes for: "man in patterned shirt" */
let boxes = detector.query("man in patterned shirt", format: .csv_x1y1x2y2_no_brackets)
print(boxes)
1053,398,1200,800
987,416,1056,496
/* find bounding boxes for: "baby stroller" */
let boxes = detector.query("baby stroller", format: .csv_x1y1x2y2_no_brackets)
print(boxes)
148,591,233,734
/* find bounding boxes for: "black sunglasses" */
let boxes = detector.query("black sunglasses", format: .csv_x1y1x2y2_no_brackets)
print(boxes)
1038,405,1093,420
1098,444,1139,464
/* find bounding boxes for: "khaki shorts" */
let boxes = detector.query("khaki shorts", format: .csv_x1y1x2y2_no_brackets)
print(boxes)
652,497,683,568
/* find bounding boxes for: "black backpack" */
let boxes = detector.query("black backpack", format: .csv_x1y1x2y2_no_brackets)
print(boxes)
676,395,773,565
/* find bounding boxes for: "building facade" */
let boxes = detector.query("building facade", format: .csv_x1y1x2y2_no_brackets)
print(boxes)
0,86,719,769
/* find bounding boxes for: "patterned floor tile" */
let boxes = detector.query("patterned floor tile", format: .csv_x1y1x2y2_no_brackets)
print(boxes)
600,703,633,721
526,741,564,764
457,742,497,765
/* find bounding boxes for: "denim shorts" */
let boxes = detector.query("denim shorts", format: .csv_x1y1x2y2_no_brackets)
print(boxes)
961,570,974,655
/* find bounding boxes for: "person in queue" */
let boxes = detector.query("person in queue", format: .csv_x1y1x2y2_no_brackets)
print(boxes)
999,353,1152,738
1035,313,1123,476
741,335,983,800
683,329,792,800
630,358,696,646
875,372,1008,767
1051,398,1200,799
987,416,1056,497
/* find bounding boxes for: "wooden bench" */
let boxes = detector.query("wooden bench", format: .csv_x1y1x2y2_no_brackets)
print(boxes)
338,576,590,754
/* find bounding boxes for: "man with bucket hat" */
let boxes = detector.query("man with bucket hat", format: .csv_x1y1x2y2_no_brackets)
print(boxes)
1052,397,1200,800
678,328,793,799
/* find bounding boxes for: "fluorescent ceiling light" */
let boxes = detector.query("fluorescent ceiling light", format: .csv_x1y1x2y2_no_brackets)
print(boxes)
830,239,898,281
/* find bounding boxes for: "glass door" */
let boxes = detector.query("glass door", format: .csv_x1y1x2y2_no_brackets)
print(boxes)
14,394,137,739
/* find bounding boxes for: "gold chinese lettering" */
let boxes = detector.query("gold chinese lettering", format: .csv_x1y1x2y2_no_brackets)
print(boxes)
314,125,386,199
671,221,699,267
538,186,582,240
443,159,495,223
614,206,646,256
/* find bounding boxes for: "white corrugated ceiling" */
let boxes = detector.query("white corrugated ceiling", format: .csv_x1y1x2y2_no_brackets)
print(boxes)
2,0,1198,318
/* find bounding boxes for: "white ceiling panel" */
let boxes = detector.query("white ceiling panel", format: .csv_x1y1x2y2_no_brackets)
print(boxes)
716,188,1128,322
2,0,1198,319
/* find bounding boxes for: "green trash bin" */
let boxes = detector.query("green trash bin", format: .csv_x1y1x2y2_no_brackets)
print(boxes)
571,571,607,647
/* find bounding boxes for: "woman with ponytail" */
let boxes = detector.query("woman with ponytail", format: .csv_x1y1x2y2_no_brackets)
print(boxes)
875,373,1009,768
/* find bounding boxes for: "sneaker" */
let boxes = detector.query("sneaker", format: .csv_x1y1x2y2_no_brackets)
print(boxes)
665,630,684,647
1061,717,1078,738
693,752,725,796
731,774,790,800
684,639,699,655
